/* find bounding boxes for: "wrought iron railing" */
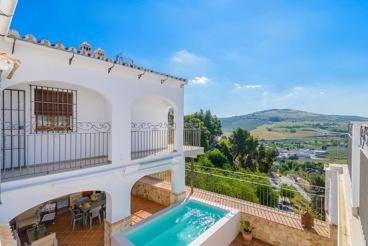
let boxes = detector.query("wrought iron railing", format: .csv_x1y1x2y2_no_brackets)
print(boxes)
131,122,202,159
348,124,353,179
185,164,326,224
360,126,368,151
131,123,175,160
183,123,201,150
1,122,110,181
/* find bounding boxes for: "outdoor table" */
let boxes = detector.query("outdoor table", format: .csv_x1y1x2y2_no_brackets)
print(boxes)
26,224,48,243
76,198,106,229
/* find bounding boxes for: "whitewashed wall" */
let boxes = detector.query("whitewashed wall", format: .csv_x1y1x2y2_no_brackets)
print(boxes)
1,36,184,165
2,82,111,166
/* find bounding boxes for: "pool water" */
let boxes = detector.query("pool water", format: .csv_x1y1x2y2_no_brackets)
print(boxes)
126,200,228,246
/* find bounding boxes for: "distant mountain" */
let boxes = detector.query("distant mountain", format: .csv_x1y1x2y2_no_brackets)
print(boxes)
220,109,368,132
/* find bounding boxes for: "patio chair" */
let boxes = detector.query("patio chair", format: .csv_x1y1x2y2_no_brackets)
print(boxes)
77,197,89,203
68,208,83,231
90,193,101,200
100,204,106,219
87,206,102,228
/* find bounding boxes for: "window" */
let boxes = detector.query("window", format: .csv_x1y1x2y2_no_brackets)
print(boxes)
33,87,76,132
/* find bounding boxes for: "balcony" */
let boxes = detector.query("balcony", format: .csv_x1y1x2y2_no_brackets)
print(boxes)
130,122,202,160
1,122,202,182
1,122,111,182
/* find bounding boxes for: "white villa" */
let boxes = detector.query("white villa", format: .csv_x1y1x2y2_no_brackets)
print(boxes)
0,1,204,245
0,1,367,246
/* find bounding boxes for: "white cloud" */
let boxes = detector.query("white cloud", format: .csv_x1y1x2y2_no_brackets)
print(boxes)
294,87,304,90
286,93,294,97
171,50,207,64
244,84,262,89
235,83,241,89
320,92,324,95
191,76,209,84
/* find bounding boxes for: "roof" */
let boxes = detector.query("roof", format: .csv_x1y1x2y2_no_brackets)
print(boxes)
6,29,188,84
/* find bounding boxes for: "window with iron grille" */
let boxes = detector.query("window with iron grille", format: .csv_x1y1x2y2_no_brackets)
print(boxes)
31,85,77,132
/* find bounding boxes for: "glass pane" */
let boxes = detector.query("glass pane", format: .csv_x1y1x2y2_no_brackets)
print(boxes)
57,116,68,126
37,115,50,126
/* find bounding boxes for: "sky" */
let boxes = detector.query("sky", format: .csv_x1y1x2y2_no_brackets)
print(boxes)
10,0,368,117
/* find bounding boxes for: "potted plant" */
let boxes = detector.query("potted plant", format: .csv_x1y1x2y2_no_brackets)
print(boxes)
240,220,255,245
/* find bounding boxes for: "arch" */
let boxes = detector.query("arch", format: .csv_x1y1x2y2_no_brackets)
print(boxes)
5,188,112,222
130,95,178,124
4,80,112,109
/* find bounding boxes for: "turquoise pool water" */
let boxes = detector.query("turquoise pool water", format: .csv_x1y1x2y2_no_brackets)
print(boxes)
126,200,228,246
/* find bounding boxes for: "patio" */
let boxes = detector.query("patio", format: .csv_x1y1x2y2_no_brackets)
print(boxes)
16,194,270,246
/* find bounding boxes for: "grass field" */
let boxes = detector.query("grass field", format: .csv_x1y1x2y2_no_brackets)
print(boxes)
250,124,322,139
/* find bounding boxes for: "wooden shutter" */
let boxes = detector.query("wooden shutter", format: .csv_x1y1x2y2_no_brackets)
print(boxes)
35,89,73,116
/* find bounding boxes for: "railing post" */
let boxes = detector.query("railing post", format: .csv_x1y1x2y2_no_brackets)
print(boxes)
191,157,194,193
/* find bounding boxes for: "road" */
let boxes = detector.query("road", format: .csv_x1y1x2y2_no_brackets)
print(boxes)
279,176,311,202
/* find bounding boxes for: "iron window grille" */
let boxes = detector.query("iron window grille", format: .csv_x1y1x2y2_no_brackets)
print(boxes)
30,85,77,133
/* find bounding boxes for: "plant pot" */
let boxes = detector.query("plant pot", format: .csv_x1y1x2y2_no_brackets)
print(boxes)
241,230,252,245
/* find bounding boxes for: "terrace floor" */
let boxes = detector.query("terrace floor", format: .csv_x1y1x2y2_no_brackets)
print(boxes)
17,194,270,246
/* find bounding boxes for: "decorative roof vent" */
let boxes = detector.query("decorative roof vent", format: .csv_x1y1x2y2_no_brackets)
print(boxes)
94,48,105,60
79,42,92,55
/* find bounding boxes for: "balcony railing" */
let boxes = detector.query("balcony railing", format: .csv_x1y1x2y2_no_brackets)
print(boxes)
131,122,201,160
348,124,353,179
1,122,110,181
183,123,201,150
131,123,175,160
185,164,326,225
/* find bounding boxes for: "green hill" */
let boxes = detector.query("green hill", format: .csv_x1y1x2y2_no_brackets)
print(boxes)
220,109,368,134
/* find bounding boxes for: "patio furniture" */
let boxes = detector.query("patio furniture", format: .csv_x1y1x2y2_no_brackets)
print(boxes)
40,212,56,225
100,204,106,218
90,193,101,200
24,232,57,246
87,206,102,228
68,208,83,231
15,207,40,232
75,199,106,229
26,224,47,243
77,197,89,203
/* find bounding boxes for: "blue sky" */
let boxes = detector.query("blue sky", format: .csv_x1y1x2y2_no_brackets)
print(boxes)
11,0,368,117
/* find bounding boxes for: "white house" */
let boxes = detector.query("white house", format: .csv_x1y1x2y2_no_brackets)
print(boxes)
0,1,203,245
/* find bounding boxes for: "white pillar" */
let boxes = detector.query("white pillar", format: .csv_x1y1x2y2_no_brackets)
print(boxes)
351,122,362,208
170,158,185,194
325,166,340,226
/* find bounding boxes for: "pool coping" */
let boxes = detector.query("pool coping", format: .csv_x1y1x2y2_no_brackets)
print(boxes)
111,197,240,246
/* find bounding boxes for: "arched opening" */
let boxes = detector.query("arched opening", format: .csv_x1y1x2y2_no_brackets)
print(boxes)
130,170,172,224
130,96,177,160
10,190,107,245
1,81,112,181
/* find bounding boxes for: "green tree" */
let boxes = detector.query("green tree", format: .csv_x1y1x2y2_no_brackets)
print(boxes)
206,149,229,168
216,139,234,165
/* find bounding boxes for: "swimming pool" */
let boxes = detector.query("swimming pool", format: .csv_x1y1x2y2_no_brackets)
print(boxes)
112,198,240,246
126,200,227,245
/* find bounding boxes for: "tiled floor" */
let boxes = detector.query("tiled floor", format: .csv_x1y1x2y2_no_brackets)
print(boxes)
229,233,273,246
18,194,269,246
18,211,104,246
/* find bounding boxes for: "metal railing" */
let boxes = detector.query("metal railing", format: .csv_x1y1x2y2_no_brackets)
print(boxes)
131,123,175,160
348,124,353,179
1,122,110,181
186,164,326,224
183,123,201,150
131,122,202,159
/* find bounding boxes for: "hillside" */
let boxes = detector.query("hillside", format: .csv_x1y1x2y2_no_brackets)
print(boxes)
220,109,368,139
